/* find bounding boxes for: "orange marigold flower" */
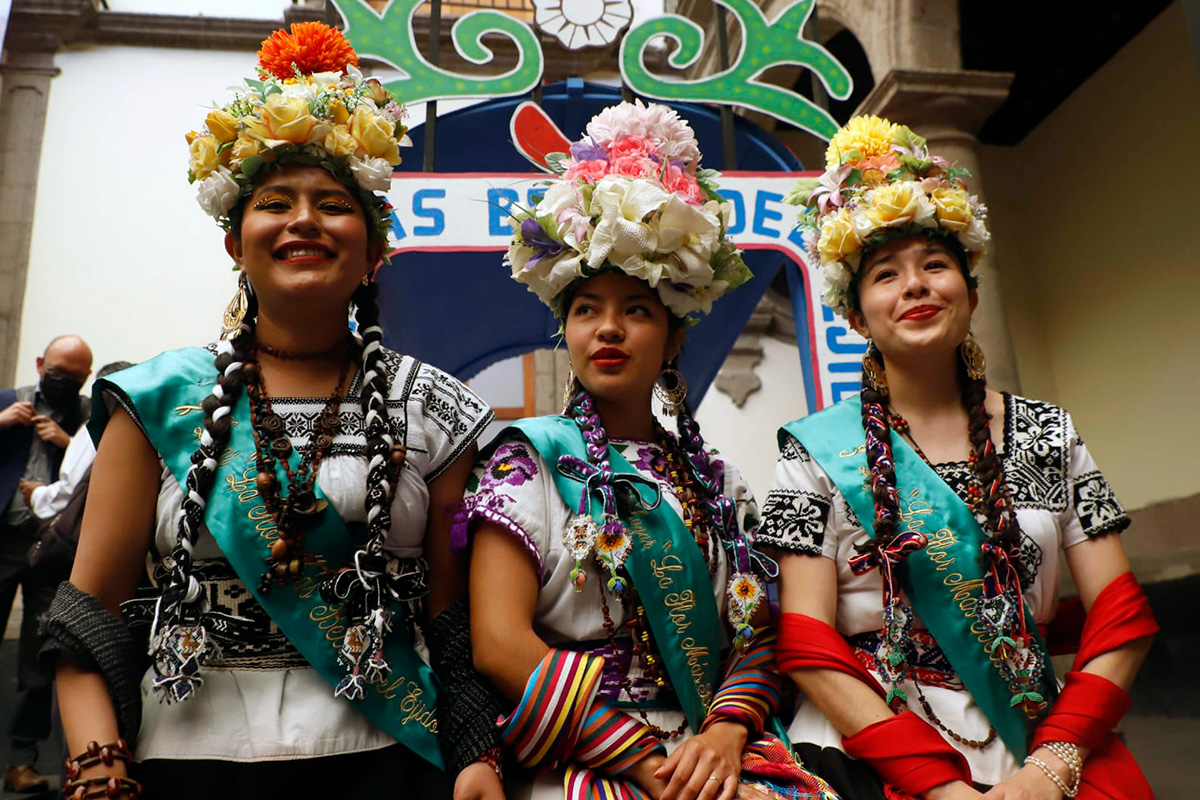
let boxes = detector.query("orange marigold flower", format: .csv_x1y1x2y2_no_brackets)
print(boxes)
257,22,358,80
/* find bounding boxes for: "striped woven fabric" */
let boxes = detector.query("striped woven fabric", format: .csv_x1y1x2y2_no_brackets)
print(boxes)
741,733,842,800
563,764,654,800
700,628,783,738
500,649,662,773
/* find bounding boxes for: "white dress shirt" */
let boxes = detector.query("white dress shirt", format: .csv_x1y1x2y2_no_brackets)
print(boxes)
30,424,96,520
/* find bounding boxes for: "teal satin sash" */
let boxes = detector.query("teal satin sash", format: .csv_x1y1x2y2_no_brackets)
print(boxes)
781,396,1055,759
92,347,443,767
509,416,721,732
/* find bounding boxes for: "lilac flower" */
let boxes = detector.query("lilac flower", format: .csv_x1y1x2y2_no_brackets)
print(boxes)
482,443,539,488
520,217,564,268
570,139,608,163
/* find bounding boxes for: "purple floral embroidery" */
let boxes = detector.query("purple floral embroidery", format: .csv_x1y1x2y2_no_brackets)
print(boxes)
630,444,670,483
480,443,539,489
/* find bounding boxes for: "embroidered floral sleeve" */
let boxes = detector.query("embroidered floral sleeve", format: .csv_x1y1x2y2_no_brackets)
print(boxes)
1060,413,1130,547
461,433,557,580
759,434,838,558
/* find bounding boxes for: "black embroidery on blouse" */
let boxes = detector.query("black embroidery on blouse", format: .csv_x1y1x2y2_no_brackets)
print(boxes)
1003,396,1070,512
1073,470,1131,538
760,489,829,555
780,436,813,463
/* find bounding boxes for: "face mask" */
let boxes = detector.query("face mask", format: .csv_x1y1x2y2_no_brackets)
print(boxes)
40,373,84,409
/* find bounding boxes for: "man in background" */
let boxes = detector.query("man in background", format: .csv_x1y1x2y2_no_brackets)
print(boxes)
0,335,92,793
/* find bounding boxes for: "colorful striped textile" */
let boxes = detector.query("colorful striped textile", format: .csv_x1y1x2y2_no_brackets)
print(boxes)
563,765,654,800
500,649,662,773
701,628,783,738
740,732,842,800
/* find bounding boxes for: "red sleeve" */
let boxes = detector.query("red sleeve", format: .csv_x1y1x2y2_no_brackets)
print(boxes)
842,711,971,796
776,612,883,697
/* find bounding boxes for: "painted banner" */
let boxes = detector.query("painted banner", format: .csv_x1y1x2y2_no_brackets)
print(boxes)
386,172,866,413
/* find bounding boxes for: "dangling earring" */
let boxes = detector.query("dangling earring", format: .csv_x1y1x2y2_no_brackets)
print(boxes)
361,272,372,287
654,365,689,416
861,340,888,396
562,365,577,411
960,331,987,381
221,272,251,340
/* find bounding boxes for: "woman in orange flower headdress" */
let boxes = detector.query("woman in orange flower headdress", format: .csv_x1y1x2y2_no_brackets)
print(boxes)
42,23,506,800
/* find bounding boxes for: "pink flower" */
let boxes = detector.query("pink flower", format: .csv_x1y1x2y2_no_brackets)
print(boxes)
608,134,653,161
563,159,609,183
609,155,656,179
664,163,704,205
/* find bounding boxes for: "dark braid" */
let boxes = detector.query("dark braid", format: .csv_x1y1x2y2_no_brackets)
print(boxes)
674,405,734,564
957,354,1028,583
152,285,257,702
858,343,901,548
351,280,401,551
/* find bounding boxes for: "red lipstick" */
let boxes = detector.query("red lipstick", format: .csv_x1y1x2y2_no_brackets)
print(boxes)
900,304,942,321
590,347,630,369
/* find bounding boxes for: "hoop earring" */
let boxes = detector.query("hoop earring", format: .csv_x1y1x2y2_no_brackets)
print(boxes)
960,332,987,381
861,341,888,396
654,366,689,416
221,272,251,340
562,365,577,412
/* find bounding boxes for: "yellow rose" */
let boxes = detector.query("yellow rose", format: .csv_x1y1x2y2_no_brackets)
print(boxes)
817,208,862,264
188,135,222,180
866,182,930,228
230,133,262,166
185,130,200,145
323,126,358,158
206,109,239,143
350,109,400,165
249,95,321,145
328,98,350,125
931,187,972,232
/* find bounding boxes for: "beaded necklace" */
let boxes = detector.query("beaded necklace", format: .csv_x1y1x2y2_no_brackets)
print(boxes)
243,346,353,593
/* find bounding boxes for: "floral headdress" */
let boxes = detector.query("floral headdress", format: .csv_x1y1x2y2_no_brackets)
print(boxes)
505,100,752,323
787,114,991,317
186,22,410,238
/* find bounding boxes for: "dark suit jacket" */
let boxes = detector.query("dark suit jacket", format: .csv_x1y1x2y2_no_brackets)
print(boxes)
0,386,90,514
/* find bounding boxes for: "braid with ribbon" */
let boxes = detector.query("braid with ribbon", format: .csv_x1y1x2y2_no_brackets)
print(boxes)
149,288,257,704
674,404,773,650
854,370,915,708
317,281,418,701
959,356,1047,718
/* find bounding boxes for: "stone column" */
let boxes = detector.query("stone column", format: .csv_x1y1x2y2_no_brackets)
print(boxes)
0,47,59,386
856,69,1022,393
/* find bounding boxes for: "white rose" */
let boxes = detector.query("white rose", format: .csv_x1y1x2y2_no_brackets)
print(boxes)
349,156,395,192
196,167,240,219
587,177,669,268
657,278,729,318
653,195,720,285
823,260,852,291
958,216,991,253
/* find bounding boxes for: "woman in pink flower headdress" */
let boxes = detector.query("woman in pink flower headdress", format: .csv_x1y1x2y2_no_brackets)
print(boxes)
459,100,842,800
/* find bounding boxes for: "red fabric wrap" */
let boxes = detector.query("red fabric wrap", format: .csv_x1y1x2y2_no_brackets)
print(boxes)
1033,671,1131,751
1074,571,1158,669
1028,571,1157,799
842,711,971,796
777,612,883,696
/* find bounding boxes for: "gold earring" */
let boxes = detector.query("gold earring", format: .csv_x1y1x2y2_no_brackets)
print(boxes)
961,332,987,381
361,272,372,287
653,367,689,415
861,341,888,396
562,365,577,411
221,273,250,340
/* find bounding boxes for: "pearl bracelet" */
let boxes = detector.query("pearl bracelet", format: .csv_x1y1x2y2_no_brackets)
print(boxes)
1043,741,1083,796
1026,756,1076,797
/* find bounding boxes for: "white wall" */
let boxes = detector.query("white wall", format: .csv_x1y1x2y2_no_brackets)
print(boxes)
695,337,809,502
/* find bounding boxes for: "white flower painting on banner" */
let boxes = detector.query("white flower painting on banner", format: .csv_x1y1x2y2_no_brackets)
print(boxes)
533,0,634,50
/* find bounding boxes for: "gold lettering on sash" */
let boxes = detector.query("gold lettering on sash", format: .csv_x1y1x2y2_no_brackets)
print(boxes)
649,554,683,589
664,591,695,633
840,444,866,458
680,637,714,708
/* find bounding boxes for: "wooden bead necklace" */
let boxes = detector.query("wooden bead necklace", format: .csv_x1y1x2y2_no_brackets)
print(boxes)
243,345,354,593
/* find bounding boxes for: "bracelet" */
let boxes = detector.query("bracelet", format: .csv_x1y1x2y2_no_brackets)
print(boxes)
63,776,142,800
1043,741,1083,796
1025,756,1077,798
476,745,504,781
65,739,133,780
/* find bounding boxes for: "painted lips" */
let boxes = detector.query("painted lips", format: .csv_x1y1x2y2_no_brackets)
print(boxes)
590,347,630,369
900,305,942,321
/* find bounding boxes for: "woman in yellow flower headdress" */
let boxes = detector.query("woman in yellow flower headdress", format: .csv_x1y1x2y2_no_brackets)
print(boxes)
43,23,505,800
761,116,1157,800
460,100,840,800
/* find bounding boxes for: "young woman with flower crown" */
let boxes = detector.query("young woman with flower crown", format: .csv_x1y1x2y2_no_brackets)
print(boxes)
762,115,1157,800
42,24,505,799
462,101,840,800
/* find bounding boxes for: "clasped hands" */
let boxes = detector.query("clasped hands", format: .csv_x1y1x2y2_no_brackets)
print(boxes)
0,401,69,447
623,721,776,800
